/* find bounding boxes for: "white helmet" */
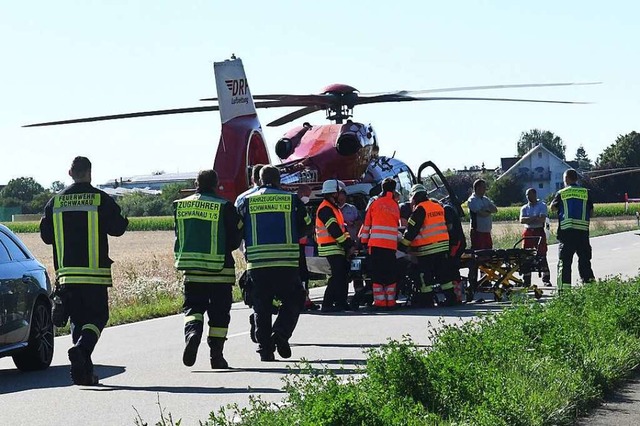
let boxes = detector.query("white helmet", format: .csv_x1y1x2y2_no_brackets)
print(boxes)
321,179,346,194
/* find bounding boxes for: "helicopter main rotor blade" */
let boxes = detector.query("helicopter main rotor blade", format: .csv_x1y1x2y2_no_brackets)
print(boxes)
355,95,590,106
22,100,307,127
266,106,323,127
359,82,601,97
23,105,221,127
201,93,335,105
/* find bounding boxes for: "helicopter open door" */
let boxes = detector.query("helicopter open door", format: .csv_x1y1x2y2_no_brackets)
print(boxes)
415,161,465,217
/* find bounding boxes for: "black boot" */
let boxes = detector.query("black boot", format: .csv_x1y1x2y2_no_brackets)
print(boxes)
208,337,229,369
183,331,201,367
68,346,98,385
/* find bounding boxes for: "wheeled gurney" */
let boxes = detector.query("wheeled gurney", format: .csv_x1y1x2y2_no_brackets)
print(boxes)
461,237,546,302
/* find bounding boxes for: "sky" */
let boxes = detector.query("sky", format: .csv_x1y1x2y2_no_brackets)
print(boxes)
1,1,638,188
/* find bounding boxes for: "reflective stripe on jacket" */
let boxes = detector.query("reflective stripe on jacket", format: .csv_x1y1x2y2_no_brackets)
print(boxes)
401,200,449,256
174,194,228,274
557,186,590,231
359,192,400,250
315,200,350,256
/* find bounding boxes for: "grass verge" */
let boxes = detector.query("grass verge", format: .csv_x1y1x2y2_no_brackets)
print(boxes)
202,277,640,425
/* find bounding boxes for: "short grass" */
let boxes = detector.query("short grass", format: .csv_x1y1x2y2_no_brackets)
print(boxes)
204,277,640,426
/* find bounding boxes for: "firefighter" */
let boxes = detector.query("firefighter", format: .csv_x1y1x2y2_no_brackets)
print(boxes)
40,156,129,385
316,179,356,312
237,166,312,361
174,169,242,369
359,178,400,309
399,185,455,307
550,168,595,291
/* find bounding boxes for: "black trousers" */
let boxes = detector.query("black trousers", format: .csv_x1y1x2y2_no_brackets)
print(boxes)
417,252,449,289
557,229,595,287
370,247,397,285
249,267,305,354
323,255,349,308
64,285,109,356
183,283,233,339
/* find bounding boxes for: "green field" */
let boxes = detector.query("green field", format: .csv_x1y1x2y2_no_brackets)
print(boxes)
4,203,640,233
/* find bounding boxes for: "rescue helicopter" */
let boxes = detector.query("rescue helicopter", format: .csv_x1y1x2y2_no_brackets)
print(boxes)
25,56,595,211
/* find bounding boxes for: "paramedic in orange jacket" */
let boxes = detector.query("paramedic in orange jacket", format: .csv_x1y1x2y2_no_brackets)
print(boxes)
359,178,401,308
399,185,456,307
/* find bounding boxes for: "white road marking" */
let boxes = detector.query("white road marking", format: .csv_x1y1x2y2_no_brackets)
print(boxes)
227,331,250,339
611,247,621,251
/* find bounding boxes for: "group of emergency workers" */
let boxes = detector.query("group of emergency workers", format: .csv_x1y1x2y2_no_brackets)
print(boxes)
40,155,596,385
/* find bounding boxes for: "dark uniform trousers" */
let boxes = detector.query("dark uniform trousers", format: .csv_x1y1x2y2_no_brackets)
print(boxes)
370,247,397,286
557,229,595,285
249,267,306,354
413,252,449,306
65,285,109,356
323,255,349,308
183,282,233,339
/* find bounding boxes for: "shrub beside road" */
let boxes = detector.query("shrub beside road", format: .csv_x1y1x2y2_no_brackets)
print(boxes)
206,278,640,425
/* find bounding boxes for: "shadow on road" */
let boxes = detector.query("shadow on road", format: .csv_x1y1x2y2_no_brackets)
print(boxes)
0,364,125,395
300,303,511,318
290,342,428,349
87,383,284,394
192,365,361,375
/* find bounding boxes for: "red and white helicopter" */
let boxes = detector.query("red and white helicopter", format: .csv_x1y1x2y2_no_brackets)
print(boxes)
25,56,596,213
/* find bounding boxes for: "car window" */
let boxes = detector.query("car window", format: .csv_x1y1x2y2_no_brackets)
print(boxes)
0,240,10,263
0,230,29,261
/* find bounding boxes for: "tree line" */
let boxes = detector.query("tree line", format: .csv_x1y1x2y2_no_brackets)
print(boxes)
0,179,190,218
1,130,639,216
446,129,640,206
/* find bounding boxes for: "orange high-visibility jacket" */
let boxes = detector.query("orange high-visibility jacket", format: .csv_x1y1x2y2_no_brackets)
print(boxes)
359,192,400,251
315,199,350,256
401,200,449,256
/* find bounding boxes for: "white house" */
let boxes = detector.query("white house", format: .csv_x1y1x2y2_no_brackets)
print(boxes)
498,144,575,200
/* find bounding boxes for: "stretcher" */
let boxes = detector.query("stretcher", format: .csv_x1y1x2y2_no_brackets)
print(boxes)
461,237,545,302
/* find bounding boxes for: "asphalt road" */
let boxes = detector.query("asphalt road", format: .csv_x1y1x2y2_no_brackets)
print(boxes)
1,231,639,426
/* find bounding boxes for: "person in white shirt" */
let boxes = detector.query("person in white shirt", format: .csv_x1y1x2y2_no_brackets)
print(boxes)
519,188,551,286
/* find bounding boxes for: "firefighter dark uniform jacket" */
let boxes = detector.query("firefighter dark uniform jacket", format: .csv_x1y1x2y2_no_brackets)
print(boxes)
359,191,400,251
552,185,592,232
237,185,312,269
315,199,353,256
173,192,242,284
40,182,129,286
400,200,449,255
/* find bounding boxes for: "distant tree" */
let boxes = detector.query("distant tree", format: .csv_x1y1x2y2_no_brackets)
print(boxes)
445,173,480,202
161,182,193,204
517,129,566,160
50,180,66,193
119,192,174,217
594,131,640,200
574,145,593,170
0,177,45,203
28,191,53,214
487,176,524,207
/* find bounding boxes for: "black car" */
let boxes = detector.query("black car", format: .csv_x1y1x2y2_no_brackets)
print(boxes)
0,224,54,371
